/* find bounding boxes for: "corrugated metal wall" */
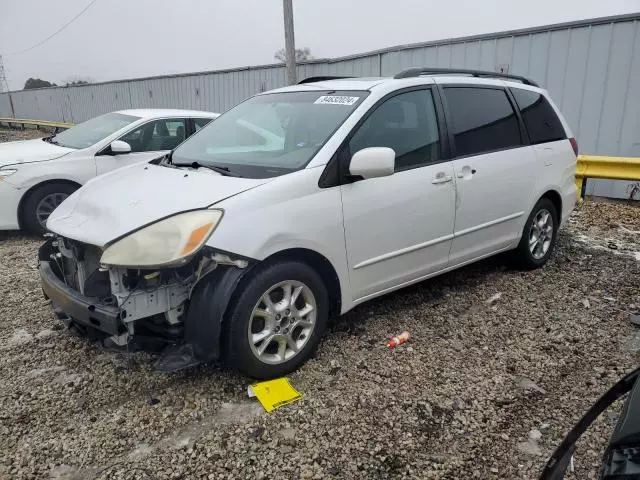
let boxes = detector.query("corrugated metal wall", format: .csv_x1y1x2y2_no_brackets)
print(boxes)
1,13,639,197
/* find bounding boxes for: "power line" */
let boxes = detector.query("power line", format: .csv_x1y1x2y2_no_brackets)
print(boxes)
5,0,100,56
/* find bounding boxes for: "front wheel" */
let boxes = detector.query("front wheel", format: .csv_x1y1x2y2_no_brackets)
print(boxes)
513,198,558,270
223,261,329,379
22,182,78,235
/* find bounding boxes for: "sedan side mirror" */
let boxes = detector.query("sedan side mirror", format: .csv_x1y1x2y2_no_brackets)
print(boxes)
110,140,132,154
349,147,395,179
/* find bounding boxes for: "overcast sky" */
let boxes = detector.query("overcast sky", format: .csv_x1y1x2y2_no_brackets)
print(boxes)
1,0,639,90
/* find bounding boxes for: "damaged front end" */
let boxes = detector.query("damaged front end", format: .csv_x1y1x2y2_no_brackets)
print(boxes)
38,235,250,371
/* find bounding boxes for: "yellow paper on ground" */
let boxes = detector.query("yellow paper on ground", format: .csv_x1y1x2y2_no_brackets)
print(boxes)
247,378,302,412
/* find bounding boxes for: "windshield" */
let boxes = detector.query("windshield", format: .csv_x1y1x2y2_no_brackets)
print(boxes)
51,112,139,149
171,90,368,178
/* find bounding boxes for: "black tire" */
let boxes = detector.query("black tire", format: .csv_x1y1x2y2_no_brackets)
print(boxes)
514,197,558,270
22,183,78,235
222,260,329,379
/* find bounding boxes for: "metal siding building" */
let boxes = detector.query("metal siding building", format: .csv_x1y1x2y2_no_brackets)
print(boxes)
1,13,638,197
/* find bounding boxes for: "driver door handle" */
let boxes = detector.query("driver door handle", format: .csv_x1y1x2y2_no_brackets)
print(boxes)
432,172,453,184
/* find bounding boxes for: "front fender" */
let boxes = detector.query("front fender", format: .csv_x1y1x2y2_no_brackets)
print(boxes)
210,167,353,312
6,156,94,191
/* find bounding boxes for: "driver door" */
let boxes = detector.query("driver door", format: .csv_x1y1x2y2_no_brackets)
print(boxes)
339,88,456,302
95,118,186,175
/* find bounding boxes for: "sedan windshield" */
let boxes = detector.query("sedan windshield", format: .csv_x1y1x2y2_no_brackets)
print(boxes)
51,112,139,149
171,90,368,178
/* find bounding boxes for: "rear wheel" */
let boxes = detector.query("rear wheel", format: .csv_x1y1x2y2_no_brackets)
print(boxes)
223,261,329,379
22,183,78,235
514,197,558,270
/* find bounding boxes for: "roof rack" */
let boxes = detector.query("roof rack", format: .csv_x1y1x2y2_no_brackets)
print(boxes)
393,67,539,87
297,76,353,84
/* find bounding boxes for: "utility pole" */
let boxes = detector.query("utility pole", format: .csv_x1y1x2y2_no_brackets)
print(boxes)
0,56,15,118
282,0,297,85
0,56,10,93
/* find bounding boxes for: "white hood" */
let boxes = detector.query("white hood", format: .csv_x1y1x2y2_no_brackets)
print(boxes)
47,163,269,246
0,138,74,167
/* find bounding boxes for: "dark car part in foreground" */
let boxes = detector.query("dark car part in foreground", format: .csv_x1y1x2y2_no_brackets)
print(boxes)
541,366,640,479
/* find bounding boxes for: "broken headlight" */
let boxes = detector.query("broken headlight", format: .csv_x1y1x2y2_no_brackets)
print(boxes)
100,210,222,268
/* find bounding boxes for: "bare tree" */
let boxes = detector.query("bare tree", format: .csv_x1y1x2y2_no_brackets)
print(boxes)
274,47,313,63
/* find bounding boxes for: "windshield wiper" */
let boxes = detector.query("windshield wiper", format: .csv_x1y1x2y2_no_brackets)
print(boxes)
174,161,241,177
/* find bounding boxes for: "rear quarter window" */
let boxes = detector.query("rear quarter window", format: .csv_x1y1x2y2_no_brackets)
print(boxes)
443,87,522,157
511,88,566,145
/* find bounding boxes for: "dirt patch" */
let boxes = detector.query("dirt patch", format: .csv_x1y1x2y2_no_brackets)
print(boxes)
0,126,47,143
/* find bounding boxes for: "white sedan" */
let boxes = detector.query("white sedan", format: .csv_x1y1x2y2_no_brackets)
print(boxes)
0,109,218,233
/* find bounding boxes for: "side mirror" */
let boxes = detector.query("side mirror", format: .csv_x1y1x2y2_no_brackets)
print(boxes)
110,140,132,154
349,147,395,179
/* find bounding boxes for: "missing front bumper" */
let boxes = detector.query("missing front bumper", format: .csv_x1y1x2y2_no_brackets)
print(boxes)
39,260,125,337
38,238,252,372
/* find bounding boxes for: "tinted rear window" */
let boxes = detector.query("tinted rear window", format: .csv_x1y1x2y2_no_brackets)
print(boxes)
443,87,522,157
511,88,566,144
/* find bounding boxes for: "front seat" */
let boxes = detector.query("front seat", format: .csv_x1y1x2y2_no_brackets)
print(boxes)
176,125,185,141
138,122,156,151
161,124,185,150
148,122,170,150
173,125,186,148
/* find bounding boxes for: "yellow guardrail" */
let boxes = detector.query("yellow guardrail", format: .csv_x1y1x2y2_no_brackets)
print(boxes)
0,117,74,130
576,155,640,198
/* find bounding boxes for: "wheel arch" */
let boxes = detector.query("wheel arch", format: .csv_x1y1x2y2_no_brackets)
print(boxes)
17,179,82,229
259,248,342,320
539,189,562,221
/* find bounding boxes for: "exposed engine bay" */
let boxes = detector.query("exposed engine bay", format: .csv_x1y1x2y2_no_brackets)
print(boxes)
38,235,250,368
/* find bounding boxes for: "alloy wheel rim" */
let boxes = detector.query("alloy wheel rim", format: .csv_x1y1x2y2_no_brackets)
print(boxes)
248,280,317,365
529,208,554,260
35,193,68,227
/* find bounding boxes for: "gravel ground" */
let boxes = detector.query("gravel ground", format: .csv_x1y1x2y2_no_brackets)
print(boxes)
0,126,47,143
1,127,640,479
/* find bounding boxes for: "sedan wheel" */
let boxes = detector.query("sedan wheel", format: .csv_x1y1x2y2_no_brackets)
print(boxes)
22,182,78,235
36,192,69,228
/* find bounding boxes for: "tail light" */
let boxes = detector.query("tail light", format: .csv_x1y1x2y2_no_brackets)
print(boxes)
569,137,579,156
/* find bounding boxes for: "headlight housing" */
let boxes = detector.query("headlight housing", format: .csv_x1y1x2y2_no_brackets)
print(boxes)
100,210,223,268
0,169,17,181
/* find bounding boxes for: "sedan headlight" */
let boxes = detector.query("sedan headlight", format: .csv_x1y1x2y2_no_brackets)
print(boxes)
100,210,223,268
0,169,17,181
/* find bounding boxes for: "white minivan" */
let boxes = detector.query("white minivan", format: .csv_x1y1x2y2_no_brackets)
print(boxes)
39,69,577,378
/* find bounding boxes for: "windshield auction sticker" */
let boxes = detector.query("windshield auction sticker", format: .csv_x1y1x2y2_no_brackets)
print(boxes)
314,95,360,106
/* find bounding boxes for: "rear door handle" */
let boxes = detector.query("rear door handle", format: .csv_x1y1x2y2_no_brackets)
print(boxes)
432,172,453,184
